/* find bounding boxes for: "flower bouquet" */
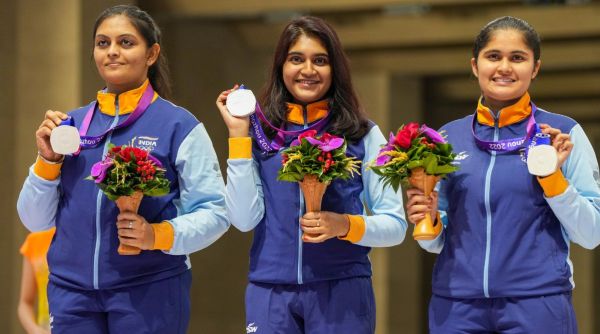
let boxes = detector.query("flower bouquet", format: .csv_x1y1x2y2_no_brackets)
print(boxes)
88,144,170,255
278,130,361,237
369,123,458,240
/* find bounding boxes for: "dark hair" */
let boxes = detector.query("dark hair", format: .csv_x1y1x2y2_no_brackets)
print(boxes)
93,5,172,99
472,16,541,63
260,16,369,142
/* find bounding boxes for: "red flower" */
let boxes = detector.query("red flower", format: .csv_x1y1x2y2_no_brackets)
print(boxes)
298,130,317,141
395,122,420,149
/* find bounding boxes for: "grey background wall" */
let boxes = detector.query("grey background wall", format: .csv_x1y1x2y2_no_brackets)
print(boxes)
1,0,599,333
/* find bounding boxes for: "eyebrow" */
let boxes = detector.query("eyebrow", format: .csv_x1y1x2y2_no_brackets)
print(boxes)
483,49,529,55
287,51,329,57
95,33,137,39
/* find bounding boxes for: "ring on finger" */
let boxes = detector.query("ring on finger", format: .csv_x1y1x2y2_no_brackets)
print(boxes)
128,221,133,229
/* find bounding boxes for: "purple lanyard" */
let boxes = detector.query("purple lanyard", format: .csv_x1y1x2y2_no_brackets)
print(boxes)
76,84,154,153
242,86,330,154
472,103,541,153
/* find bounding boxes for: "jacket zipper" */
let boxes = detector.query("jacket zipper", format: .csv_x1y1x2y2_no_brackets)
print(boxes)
93,98,120,289
482,113,500,298
297,105,309,284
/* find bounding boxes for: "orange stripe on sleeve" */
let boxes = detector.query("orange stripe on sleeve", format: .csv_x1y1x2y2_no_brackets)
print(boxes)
34,156,63,181
537,169,569,197
151,221,174,251
339,214,366,243
229,137,252,159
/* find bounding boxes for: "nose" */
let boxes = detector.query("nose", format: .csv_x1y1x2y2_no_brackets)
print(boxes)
301,61,316,76
498,58,511,74
107,43,119,58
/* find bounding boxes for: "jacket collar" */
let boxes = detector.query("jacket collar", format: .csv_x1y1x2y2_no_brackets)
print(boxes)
286,100,329,125
476,92,531,128
96,80,158,116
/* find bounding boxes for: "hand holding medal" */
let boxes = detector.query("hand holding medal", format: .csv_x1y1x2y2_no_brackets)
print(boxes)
530,124,573,176
50,116,80,155
36,110,71,162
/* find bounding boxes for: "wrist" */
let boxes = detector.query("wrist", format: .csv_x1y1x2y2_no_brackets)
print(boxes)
339,214,351,237
38,152,64,164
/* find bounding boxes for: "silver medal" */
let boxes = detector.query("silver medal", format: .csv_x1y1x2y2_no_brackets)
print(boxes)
527,144,558,177
50,125,80,155
227,89,256,118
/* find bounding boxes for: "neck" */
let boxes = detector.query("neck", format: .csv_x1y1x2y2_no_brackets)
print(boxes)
106,78,148,95
482,96,521,114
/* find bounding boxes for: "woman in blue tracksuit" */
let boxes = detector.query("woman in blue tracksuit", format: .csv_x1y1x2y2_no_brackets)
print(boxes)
407,16,600,333
216,16,407,334
17,5,228,333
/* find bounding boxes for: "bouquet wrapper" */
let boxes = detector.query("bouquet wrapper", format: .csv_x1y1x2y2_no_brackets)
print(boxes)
115,191,144,255
408,167,440,240
298,175,330,239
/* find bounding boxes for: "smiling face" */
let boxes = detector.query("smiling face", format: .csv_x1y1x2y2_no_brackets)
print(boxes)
93,15,159,94
282,35,332,105
471,28,541,111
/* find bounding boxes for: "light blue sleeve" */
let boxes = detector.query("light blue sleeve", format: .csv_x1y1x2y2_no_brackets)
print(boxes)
546,124,600,249
225,153,265,232
16,165,60,232
165,124,230,255
357,125,408,247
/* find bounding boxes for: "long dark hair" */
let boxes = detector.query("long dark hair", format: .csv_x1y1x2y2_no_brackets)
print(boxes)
260,16,369,142
473,16,541,64
93,5,172,99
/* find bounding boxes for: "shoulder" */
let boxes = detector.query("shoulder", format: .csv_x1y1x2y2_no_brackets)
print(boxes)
151,97,200,124
534,106,578,133
440,114,473,132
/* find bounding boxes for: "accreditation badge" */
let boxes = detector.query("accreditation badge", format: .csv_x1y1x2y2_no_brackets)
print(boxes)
50,116,80,155
527,144,558,177
226,88,256,117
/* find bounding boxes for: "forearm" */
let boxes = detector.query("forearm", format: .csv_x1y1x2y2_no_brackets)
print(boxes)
226,138,265,232
17,164,60,232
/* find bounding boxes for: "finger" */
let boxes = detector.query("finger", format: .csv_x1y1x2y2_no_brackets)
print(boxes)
406,188,425,197
116,220,136,230
36,127,52,140
118,236,140,248
302,233,330,243
302,211,320,220
117,212,139,221
45,110,67,125
39,119,59,132
300,225,322,234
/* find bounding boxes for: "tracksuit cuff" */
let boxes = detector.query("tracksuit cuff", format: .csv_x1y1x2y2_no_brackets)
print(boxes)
338,214,366,243
228,137,252,159
537,169,568,197
151,221,174,251
34,155,63,181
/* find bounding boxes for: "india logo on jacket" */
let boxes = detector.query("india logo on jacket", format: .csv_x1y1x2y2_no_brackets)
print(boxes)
131,136,159,152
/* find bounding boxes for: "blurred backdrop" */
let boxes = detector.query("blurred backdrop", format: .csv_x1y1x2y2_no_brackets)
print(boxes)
1,0,599,333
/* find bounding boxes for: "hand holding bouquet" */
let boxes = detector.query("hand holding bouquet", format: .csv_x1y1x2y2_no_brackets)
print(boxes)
278,130,360,238
370,123,458,240
88,144,170,254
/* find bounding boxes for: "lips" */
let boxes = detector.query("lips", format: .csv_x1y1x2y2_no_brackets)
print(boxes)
492,77,515,83
296,79,320,87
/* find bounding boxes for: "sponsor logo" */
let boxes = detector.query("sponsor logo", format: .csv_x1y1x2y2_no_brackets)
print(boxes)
131,136,158,152
453,151,469,163
246,322,258,333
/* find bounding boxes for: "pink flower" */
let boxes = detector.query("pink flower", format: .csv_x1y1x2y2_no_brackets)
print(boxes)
420,124,446,144
90,160,113,184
